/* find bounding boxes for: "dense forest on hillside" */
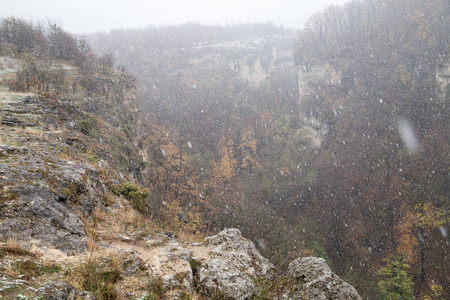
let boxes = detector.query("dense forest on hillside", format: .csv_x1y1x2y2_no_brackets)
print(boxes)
1,0,448,299
87,0,449,298
293,0,449,298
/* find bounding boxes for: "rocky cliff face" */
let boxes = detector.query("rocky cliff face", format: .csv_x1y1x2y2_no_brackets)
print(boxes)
194,36,296,86
297,64,340,148
297,57,450,149
90,32,297,88
0,94,105,253
198,228,275,299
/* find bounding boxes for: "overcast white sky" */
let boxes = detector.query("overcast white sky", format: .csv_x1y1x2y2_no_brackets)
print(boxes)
2,0,350,34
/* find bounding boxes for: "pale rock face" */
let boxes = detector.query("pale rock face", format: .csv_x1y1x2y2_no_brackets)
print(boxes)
0,184,88,252
199,259,257,300
198,228,276,299
298,64,341,100
298,64,339,148
287,257,362,300
150,240,194,291
436,61,450,99
205,228,276,279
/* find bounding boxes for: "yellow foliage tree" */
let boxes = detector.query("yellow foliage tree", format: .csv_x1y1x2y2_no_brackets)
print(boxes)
239,130,257,169
410,202,449,287
395,210,419,265
413,202,447,230
213,137,237,182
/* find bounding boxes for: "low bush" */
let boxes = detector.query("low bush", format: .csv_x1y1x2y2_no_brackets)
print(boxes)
70,256,122,300
146,278,165,299
77,116,99,137
6,60,68,95
111,182,150,214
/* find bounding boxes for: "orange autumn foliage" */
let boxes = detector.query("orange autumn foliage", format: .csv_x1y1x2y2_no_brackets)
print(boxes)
395,210,418,265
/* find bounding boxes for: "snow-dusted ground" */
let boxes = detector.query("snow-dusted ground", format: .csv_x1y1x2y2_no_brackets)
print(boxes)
0,56,21,75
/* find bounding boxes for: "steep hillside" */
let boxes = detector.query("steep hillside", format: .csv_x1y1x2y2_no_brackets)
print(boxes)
0,55,136,249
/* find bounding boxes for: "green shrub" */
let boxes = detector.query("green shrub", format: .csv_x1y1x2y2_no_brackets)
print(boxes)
87,154,101,163
41,263,63,274
72,257,122,300
377,256,414,300
177,291,192,300
146,278,165,299
77,116,99,137
111,182,150,214
304,239,331,267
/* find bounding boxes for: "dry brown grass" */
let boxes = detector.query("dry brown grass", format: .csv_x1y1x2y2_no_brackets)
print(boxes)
65,253,122,300
124,208,138,225
87,237,98,253
81,214,101,253
176,230,207,244
80,215,96,241
0,73,17,85
6,235,20,252
29,243,43,257
98,165,107,176
125,208,155,233
96,206,155,242
14,127,43,136
84,204,155,247
92,207,107,223
103,191,119,206
0,134,21,146
2,235,36,257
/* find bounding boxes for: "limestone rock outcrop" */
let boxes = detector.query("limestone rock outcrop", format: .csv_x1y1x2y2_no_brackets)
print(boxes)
198,228,276,300
150,240,194,291
287,257,362,300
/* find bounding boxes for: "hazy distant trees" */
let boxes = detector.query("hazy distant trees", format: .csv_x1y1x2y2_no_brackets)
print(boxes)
0,17,95,66
0,17,136,107
47,22,79,60
0,17,46,54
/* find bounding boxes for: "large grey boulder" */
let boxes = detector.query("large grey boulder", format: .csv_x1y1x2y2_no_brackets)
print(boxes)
287,257,361,300
198,228,275,300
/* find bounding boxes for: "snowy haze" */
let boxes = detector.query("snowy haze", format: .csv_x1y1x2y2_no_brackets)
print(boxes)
3,0,350,34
